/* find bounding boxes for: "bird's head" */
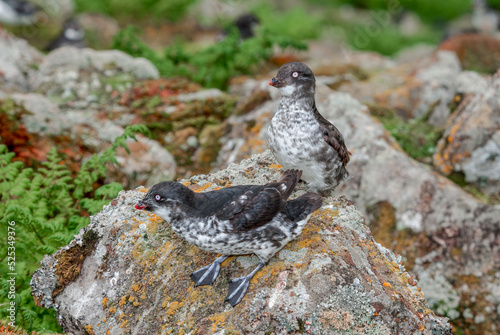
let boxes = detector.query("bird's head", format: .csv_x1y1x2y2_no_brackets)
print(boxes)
269,62,316,97
135,181,195,221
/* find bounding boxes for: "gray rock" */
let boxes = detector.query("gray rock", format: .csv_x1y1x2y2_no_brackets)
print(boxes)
31,47,158,102
434,69,500,195
218,78,500,332
416,51,462,126
10,93,70,135
30,151,451,335
37,47,158,79
0,30,44,91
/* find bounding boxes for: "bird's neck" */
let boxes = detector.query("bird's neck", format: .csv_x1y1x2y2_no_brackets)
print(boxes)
278,92,316,115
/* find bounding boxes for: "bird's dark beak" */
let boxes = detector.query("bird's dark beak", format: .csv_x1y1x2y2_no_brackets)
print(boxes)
135,201,147,210
269,77,280,86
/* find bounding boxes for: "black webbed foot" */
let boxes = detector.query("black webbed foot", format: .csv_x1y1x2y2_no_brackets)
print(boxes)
225,262,265,307
190,255,228,287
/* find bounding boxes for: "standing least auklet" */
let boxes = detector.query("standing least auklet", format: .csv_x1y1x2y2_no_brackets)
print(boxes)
268,62,351,195
135,169,322,306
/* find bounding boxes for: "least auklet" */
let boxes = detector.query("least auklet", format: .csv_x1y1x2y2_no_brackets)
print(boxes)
46,18,86,51
135,169,322,306
0,0,37,26
268,62,351,195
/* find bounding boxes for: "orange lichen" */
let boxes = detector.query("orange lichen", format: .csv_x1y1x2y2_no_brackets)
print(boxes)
166,301,184,316
269,164,283,170
119,296,128,306
295,230,321,249
251,261,287,283
383,282,392,288
313,207,340,222
84,324,94,335
208,313,229,332
190,182,213,193
102,297,109,307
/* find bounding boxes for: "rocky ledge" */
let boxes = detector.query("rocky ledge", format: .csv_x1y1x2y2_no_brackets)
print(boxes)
31,151,451,335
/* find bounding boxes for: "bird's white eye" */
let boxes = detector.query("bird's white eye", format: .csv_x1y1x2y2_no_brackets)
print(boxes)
154,195,161,201
292,71,299,78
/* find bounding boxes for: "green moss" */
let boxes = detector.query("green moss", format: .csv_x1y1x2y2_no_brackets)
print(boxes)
371,107,443,161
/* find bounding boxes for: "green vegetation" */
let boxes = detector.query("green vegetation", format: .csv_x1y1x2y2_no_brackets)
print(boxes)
372,108,443,161
344,23,440,56
335,0,473,22
0,125,150,332
113,26,306,90
254,5,322,41
73,0,197,22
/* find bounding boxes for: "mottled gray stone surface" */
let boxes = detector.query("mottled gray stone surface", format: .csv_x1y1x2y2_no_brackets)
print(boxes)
31,151,451,335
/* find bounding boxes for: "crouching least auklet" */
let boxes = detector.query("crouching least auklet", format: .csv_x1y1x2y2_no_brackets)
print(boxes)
268,62,351,195
135,169,322,306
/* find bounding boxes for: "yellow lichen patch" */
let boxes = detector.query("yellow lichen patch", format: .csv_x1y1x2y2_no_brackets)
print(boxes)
102,297,109,308
190,182,213,193
137,188,149,193
447,122,462,143
161,295,171,309
383,282,393,288
119,295,128,306
133,301,141,307
128,296,135,302
208,313,229,332
251,260,287,284
109,306,117,313
166,301,184,316
84,324,94,335
146,213,164,235
120,319,129,328
131,284,140,292
269,164,283,170
313,207,340,222
295,226,322,250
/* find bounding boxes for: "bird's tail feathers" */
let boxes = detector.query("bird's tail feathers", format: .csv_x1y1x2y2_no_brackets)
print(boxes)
268,169,302,200
284,193,323,222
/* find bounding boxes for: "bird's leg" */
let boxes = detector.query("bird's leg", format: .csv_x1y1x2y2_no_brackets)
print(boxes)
225,261,265,307
190,255,229,287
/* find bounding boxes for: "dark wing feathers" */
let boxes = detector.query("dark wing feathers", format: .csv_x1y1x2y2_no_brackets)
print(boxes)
216,169,302,231
283,193,323,222
313,104,351,167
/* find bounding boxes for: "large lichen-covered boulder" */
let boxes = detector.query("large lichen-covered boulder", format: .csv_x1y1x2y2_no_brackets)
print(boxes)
433,69,500,196
30,151,451,335
217,77,500,333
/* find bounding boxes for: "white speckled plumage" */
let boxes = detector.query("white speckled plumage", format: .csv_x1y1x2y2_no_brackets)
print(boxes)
268,62,351,194
135,169,322,306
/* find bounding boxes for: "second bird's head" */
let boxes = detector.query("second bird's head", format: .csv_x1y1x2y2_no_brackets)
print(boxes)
269,62,316,97
135,182,194,220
